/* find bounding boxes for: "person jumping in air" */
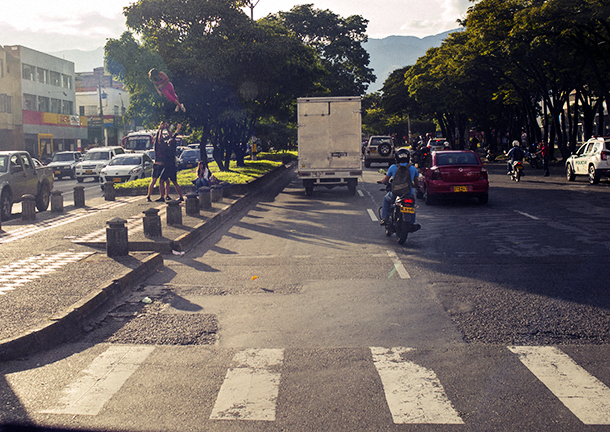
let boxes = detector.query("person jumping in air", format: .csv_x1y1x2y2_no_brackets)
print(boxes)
148,68,186,112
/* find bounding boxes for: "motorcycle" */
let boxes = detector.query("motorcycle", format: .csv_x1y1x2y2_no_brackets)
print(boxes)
527,151,541,169
486,147,496,162
510,160,524,182
378,186,419,245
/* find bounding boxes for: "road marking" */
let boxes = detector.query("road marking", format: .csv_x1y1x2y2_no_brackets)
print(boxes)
514,210,540,220
40,345,154,416
367,209,378,221
508,346,610,425
357,190,364,197
0,252,94,295
370,347,464,424
210,348,284,421
387,250,410,279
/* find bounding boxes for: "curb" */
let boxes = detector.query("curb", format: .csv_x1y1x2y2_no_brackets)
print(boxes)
0,253,164,362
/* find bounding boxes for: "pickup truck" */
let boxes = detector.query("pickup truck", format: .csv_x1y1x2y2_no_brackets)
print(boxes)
0,151,54,220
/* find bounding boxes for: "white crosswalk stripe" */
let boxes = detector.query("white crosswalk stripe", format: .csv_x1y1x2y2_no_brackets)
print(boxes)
0,196,141,245
0,251,94,295
509,345,610,425
26,345,610,426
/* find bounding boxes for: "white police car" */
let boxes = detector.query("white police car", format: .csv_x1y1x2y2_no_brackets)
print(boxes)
565,137,610,184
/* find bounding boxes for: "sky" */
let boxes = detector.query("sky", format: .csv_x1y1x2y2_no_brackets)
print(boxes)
1,0,471,53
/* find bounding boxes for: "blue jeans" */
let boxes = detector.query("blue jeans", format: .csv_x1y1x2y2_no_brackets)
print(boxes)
382,192,416,223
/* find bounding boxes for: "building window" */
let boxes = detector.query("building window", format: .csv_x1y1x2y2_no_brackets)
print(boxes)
37,67,49,84
79,105,85,116
62,74,72,89
61,100,73,115
50,98,61,113
38,96,49,112
23,94,36,111
84,105,97,116
22,64,35,80
0,94,12,113
50,71,61,86
113,105,120,115
0,59,4,78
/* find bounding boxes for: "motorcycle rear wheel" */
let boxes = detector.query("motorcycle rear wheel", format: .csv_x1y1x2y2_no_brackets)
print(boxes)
395,214,410,245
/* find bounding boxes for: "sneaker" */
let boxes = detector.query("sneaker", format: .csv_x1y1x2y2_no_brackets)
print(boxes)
380,217,389,226
177,197,184,203
146,196,152,202
155,197,165,202
166,196,172,201
410,223,422,233
180,104,186,112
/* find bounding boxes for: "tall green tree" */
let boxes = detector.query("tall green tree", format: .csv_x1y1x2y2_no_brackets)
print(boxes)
265,4,376,96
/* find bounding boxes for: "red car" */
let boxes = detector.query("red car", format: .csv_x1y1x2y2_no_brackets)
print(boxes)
417,150,489,204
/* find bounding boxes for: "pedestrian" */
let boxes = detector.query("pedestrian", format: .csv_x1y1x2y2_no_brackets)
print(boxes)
536,139,550,176
193,161,211,192
161,123,184,202
146,122,167,202
148,69,186,113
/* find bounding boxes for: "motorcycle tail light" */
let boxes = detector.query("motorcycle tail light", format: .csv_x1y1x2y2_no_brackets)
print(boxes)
402,197,414,205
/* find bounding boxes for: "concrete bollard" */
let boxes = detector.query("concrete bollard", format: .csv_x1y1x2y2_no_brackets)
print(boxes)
51,190,63,213
73,186,85,207
106,218,128,257
21,194,36,221
185,193,199,216
104,181,116,201
211,185,223,203
142,208,162,237
166,199,182,226
198,187,211,210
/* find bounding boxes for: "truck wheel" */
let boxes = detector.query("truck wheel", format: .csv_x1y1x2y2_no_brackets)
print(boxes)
76,177,84,183
364,158,371,168
347,179,357,196
305,186,313,196
1,189,12,221
36,183,50,212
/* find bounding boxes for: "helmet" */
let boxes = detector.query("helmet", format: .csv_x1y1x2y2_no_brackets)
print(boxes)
395,148,410,163
512,140,520,147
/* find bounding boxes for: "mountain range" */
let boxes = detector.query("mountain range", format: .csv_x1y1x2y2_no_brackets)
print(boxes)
49,29,458,94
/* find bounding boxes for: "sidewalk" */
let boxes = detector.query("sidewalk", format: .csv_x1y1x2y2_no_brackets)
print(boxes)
0,164,292,362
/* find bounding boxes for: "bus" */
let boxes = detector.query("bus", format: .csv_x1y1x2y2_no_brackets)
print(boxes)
122,130,184,152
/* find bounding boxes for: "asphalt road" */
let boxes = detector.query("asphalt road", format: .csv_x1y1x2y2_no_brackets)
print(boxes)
2,162,610,431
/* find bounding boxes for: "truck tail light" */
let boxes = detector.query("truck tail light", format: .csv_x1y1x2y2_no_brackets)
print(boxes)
481,167,488,179
602,151,608,161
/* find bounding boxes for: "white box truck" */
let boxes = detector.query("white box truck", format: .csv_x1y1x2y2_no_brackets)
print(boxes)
297,96,362,196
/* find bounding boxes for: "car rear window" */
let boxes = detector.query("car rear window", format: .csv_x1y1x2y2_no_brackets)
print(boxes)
370,137,392,145
436,153,479,166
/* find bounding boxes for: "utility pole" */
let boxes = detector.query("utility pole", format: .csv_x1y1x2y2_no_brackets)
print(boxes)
97,71,105,146
248,0,261,20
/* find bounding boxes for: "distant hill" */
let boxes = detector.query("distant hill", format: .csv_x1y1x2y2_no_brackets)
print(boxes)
364,29,459,93
48,29,459,92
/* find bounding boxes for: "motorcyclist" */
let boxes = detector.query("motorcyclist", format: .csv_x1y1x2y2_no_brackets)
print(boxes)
378,148,421,232
506,140,525,175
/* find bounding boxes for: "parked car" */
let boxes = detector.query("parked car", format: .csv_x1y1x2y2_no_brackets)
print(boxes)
47,151,81,180
188,143,200,150
176,149,201,170
417,150,489,205
75,146,125,182
99,153,154,189
0,151,54,220
565,137,610,184
175,146,188,158
205,145,214,163
364,136,395,168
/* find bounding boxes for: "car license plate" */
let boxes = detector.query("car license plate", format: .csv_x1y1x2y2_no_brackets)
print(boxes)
113,177,122,183
85,170,93,174
400,207,415,213
54,170,60,175
186,163,193,168
453,185,468,192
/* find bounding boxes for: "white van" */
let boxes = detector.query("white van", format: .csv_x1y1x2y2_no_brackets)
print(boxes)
75,146,125,182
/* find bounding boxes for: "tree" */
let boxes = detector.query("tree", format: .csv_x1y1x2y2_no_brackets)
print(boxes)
265,4,376,96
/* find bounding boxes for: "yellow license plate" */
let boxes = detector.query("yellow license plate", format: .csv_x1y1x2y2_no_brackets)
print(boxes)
186,164,193,168
400,207,415,213
113,178,122,183
54,170,61,175
453,186,468,192
85,170,93,174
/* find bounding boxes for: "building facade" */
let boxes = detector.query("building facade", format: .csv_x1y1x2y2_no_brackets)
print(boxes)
75,67,131,150
0,45,87,161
